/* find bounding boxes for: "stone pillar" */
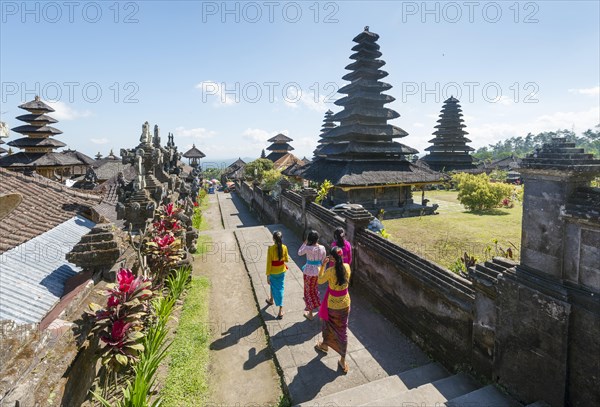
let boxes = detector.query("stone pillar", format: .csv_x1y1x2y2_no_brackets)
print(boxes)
300,188,318,235
341,206,372,244
494,138,600,406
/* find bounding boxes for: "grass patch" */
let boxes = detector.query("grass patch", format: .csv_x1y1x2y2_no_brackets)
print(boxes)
160,277,211,406
192,195,210,231
384,190,522,270
195,235,212,256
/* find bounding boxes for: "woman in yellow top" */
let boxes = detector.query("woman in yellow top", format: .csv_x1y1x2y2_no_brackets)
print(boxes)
315,247,351,374
265,230,289,319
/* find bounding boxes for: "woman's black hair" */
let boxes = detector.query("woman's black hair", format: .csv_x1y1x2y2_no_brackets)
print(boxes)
273,231,283,260
334,227,345,248
330,247,347,286
307,230,319,246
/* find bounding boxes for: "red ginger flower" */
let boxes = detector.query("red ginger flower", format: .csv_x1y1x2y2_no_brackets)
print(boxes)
117,268,136,293
101,319,131,347
107,295,120,307
154,234,175,249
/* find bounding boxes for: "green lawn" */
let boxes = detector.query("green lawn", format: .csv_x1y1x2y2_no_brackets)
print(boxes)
192,195,210,231
160,277,211,406
383,190,522,270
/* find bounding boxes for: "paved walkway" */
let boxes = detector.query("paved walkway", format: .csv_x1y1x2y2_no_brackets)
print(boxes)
229,193,431,405
193,192,280,406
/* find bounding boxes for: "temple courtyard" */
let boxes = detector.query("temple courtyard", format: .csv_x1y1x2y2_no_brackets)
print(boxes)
184,191,522,406
384,190,523,270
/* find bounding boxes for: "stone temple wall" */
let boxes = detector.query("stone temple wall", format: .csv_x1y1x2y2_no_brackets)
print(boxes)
236,140,600,407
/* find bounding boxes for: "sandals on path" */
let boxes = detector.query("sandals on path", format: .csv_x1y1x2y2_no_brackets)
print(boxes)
338,360,349,374
265,299,274,306
303,312,314,321
314,342,328,354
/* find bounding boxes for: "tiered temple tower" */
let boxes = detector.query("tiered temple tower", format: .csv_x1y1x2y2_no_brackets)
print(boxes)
313,109,337,158
303,27,442,215
265,133,294,162
0,96,92,179
9,96,64,154
421,96,476,171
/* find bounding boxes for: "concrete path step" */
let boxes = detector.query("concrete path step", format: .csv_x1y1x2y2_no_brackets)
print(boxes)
446,384,522,407
362,373,479,406
295,362,449,407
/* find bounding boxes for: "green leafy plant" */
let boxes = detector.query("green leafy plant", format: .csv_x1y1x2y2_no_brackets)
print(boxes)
452,173,514,211
260,168,284,191
166,266,192,301
315,180,333,204
244,158,274,181
88,268,152,372
378,229,391,239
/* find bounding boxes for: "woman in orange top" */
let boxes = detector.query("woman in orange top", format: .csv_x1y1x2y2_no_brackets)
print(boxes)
315,246,351,374
265,230,289,319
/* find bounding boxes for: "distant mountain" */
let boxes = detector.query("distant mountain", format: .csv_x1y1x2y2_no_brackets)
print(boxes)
200,156,256,170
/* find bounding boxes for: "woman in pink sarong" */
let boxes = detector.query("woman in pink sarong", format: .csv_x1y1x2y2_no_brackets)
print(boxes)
315,247,351,374
298,230,326,320
331,227,352,266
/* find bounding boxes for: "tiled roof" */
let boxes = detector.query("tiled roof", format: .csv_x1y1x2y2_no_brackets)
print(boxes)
0,215,95,324
0,168,103,254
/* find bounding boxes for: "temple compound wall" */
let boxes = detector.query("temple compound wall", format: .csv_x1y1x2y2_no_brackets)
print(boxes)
236,139,600,407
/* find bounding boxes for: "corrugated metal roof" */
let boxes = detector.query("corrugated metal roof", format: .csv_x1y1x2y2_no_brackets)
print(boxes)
0,215,95,324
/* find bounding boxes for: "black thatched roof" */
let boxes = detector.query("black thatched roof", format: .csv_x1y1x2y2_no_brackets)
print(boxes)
303,27,442,188
11,125,63,136
266,142,294,152
15,114,58,124
0,146,7,154
267,133,293,143
266,151,287,162
18,96,55,113
62,150,95,165
7,137,66,148
226,158,246,170
319,141,417,156
0,151,92,167
421,96,476,171
182,144,206,158
303,159,443,186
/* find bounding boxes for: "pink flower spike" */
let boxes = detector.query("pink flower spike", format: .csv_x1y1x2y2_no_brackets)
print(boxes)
117,268,136,293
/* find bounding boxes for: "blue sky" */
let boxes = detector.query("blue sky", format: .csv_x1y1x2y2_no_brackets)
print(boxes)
1,1,599,163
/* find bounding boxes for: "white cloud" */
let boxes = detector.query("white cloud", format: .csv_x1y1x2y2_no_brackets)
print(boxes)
47,101,92,121
174,126,216,140
195,81,237,107
90,138,109,145
468,106,600,149
412,122,425,128
242,128,289,144
568,86,600,96
495,95,513,106
283,87,332,113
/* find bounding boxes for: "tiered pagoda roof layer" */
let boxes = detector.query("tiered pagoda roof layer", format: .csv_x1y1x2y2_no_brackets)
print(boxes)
313,109,337,158
303,27,442,186
266,133,295,162
421,96,476,171
0,96,92,170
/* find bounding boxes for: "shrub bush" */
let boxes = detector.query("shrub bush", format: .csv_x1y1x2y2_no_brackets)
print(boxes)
452,173,513,211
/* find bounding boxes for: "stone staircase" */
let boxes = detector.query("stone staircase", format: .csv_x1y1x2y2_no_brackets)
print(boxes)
296,362,521,406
